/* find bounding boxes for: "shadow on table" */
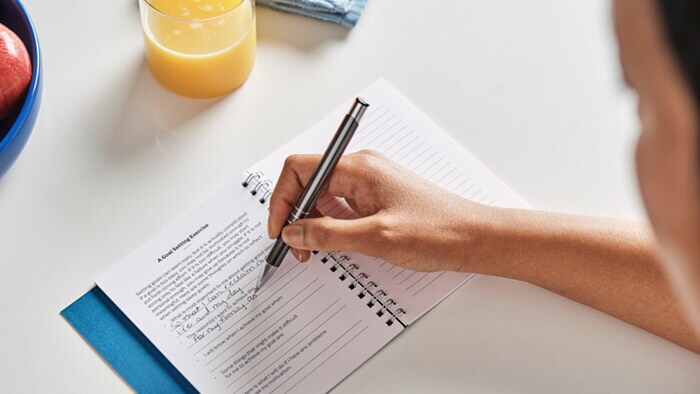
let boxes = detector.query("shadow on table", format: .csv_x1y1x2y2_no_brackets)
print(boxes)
95,57,226,162
256,7,349,52
94,6,348,162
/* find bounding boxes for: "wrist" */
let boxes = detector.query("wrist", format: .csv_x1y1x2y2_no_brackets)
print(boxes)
454,202,512,275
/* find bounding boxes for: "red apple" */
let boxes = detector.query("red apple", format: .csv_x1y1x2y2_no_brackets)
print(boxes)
0,22,32,122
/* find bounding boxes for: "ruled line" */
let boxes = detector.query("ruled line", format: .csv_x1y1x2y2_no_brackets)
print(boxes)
391,268,405,280
398,271,418,286
269,321,366,393
172,273,258,336
412,272,447,297
207,280,322,369
282,325,370,393
225,299,344,388
191,264,308,353
404,273,429,291
384,131,417,157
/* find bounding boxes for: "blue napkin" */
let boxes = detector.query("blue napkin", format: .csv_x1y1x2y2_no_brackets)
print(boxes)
257,0,368,28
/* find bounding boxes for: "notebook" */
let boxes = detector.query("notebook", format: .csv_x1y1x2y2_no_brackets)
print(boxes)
64,79,526,393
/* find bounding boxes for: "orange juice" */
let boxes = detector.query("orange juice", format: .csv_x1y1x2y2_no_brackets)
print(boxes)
141,0,256,98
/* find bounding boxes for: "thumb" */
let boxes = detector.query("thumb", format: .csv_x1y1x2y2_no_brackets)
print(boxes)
281,216,372,252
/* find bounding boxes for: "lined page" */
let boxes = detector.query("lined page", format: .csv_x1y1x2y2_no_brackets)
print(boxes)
96,79,528,393
96,181,402,393
251,79,527,324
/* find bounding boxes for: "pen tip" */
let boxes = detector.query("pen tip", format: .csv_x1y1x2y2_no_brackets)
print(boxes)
254,286,260,294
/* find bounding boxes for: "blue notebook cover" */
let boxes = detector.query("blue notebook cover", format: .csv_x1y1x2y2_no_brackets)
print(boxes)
61,287,198,394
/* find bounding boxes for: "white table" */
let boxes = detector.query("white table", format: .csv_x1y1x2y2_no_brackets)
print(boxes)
3,0,700,392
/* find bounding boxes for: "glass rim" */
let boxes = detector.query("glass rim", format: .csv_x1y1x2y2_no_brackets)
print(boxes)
142,0,253,23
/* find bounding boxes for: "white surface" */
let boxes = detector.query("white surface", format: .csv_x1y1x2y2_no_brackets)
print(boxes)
2,0,700,393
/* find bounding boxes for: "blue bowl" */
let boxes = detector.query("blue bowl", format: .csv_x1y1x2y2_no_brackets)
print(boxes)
0,0,41,178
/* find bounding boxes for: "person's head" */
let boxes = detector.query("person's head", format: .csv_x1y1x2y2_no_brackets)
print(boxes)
614,0,700,332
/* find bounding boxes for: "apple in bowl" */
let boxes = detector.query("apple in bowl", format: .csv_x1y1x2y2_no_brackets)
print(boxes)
0,22,31,121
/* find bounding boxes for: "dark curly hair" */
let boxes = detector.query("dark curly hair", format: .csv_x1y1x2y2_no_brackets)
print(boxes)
657,0,700,107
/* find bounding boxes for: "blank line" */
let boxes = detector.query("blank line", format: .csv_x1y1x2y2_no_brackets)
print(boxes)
411,146,436,173
422,160,450,181
349,113,396,149
359,104,385,124
254,262,304,298
357,106,388,129
443,172,465,188
405,273,429,291
207,280,322,369
419,157,448,178
460,183,476,197
412,152,441,174
209,283,328,374
449,177,471,194
345,111,391,151
384,130,417,157
440,172,464,192
351,107,388,142
225,299,343,388
435,167,458,187
398,271,418,285
270,321,365,393
468,188,483,201
386,132,419,158
372,124,410,155
231,305,351,391
412,272,447,297
396,142,428,164
363,119,403,149
391,268,406,280
371,124,408,152
282,325,369,393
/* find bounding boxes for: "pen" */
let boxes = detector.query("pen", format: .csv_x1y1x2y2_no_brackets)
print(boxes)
255,97,370,292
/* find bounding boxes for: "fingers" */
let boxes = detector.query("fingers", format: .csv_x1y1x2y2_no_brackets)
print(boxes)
281,216,376,253
267,154,321,239
267,152,380,239
289,248,311,263
288,208,321,263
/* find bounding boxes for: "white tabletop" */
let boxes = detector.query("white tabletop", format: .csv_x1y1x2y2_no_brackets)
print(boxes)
3,0,700,392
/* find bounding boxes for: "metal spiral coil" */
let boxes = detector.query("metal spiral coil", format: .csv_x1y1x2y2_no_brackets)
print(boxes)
323,252,407,327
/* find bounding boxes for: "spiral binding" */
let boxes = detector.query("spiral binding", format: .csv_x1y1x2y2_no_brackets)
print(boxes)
322,252,407,328
242,171,407,328
242,171,273,204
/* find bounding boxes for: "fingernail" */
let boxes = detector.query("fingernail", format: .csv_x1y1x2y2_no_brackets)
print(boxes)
282,224,303,247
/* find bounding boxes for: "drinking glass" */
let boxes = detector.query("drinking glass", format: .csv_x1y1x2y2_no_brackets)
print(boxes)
138,0,256,98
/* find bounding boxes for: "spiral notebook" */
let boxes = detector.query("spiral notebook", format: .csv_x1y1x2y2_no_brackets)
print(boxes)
82,79,525,393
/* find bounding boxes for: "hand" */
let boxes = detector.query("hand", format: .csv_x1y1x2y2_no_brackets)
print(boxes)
267,150,494,272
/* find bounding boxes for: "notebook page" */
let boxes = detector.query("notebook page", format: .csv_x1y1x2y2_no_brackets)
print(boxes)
250,79,527,324
96,181,402,393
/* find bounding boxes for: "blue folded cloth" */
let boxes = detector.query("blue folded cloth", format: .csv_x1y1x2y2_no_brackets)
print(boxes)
257,0,368,28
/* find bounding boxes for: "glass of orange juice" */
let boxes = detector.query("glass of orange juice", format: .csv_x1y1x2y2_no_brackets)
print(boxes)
138,0,256,98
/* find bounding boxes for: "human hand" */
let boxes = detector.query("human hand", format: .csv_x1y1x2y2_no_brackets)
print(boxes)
267,150,494,272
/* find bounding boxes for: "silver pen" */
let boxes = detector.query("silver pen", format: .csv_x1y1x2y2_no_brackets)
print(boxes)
255,97,370,292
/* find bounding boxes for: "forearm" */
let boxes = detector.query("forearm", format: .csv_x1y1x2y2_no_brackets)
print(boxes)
465,207,700,353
